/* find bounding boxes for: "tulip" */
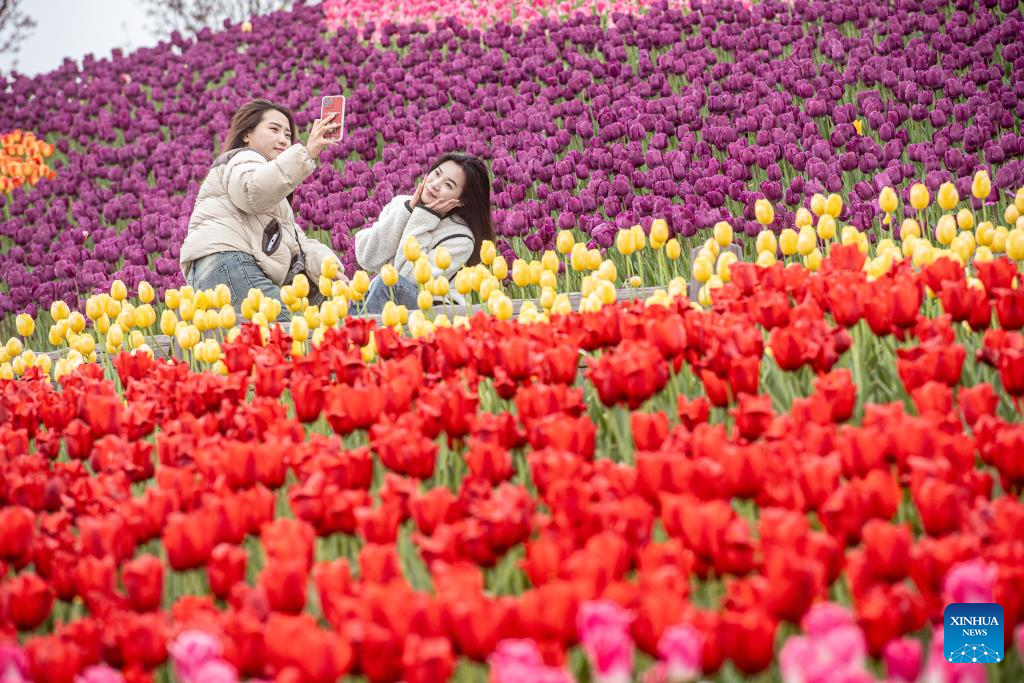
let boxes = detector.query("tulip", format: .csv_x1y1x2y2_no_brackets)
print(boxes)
909,184,930,210
937,182,959,211
15,313,34,337
972,170,992,200
879,187,899,214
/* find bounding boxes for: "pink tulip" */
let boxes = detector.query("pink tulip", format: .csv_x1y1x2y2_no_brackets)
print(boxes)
74,666,126,683
488,640,574,683
0,643,29,683
801,602,857,637
656,623,703,682
883,637,922,683
191,660,239,683
921,625,987,683
577,600,635,682
168,630,224,683
943,559,996,605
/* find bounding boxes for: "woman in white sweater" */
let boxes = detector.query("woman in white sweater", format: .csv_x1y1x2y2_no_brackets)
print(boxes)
355,153,495,313
179,99,342,319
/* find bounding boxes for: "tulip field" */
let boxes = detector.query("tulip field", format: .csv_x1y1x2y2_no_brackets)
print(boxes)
3,0,1024,680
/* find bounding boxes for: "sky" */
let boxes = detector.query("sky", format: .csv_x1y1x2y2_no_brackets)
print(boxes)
1,0,161,77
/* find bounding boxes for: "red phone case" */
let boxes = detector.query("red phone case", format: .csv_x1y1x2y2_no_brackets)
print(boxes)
320,95,345,141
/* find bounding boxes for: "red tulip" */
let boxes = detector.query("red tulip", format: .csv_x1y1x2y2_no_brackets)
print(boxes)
402,634,455,683
995,287,1024,330
163,510,216,571
731,394,774,440
720,608,776,675
0,505,34,566
631,411,669,451
261,518,315,572
260,557,309,614
121,554,164,612
27,635,82,683
465,438,514,484
207,543,247,600
4,571,54,630
264,614,353,683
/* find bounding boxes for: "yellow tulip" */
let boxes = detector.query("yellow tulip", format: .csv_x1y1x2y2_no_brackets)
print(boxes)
840,225,860,246
755,230,777,255
49,299,70,321
381,263,399,287
331,279,349,299
951,233,975,262
15,313,34,337
110,279,128,301
179,298,195,322
796,227,816,256
1006,205,1021,226
135,280,154,304
900,218,921,240
973,246,994,263
291,316,310,342
539,287,556,310
596,259,617,283
479,240,497,266
824,193,843,218
804,248,823,271
665,238,681,260
403,236,422,263
627,275,641,288
290,274,308,298
936,182,959,211
479,276,499,302
630,225,647,251
716,251,737,282
319,276,333,298
95,314,111,335
107,323,124,349
975,222,995,247
321,255,340,280
164,288,181,309
48,325,65,347
434,276,450,297
103,295,121,319
511,259,530,288
971,170,991,200
692,256,713,283
615,229,635,256
550,293,572,316
397,305,409,325
809,193,826,216
935,215,957,245
129,330,145,350
435,247,452,271
6,337,23,357
351,270,370,294
816,214,836,241
879,187,899,214
417,290,433,311
756,251,777,267
36,355,52,376
994,225,1010,254
909,183,930,210
713,220,734,247
779,228,799,256
956,209,975,232
492,255,509,281
794,207,813,228
650,218,669,245
852,119,863,135
1007,228,1024,261
411,257,430,285
570,243,588,271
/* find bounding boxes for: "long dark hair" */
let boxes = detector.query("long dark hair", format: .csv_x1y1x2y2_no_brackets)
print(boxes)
223,99,299,154
429,152,495,267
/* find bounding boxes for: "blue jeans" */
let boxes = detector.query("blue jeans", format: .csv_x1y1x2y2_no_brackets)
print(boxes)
186,251,322,321
364,273,420,314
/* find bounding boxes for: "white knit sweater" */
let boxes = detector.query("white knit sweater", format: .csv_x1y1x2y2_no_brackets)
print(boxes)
354,195,475,302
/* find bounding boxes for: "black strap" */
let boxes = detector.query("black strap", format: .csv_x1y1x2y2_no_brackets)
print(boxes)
432,234,473,250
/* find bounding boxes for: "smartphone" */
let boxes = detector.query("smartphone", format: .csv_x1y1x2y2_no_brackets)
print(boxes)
320,95,345,142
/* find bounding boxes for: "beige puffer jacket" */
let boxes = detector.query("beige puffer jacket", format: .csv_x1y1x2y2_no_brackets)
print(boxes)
179,143,337,285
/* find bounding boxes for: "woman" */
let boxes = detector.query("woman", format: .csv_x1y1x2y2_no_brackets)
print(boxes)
355,153,495,313
179,99,342,318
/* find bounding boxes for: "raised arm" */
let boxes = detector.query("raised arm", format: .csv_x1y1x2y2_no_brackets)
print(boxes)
223,144,316,215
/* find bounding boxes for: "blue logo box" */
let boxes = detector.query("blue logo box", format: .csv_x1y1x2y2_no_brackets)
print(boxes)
943,603,1004,664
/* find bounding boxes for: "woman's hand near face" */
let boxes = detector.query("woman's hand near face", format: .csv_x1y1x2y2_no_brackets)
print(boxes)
425,197,461,216
409,179,426,209
305,112,341,159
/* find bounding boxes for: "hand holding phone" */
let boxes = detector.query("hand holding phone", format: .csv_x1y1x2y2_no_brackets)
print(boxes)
320,95,345,142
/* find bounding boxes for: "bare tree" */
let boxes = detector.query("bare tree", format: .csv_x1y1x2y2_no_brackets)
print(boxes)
141,0,295,37
0,0,37,73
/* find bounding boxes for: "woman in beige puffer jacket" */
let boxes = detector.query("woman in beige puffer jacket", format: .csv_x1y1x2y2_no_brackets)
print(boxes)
179,99,342,319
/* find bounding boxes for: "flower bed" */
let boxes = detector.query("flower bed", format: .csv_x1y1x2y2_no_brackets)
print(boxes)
2,246,1024,682
1,0,1022,326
